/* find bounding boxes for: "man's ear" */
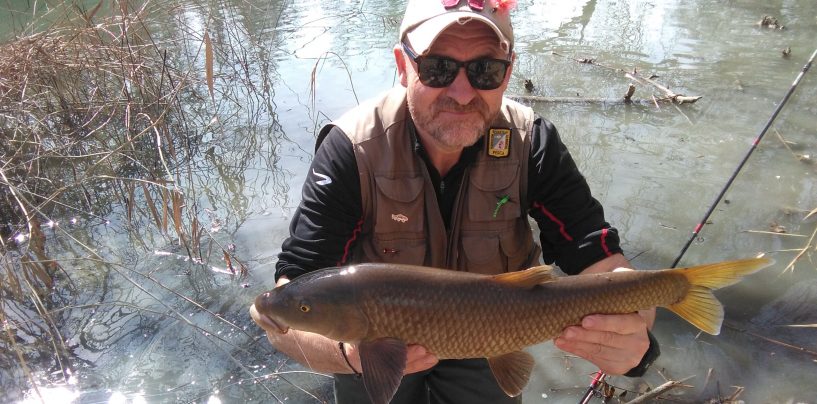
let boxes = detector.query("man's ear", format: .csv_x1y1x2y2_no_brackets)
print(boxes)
393,44,408,88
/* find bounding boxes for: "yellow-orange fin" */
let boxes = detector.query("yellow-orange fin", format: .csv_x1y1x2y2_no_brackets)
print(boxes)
667,257,774,335
675,257,773,290
668,286,724,334
491,265,555,288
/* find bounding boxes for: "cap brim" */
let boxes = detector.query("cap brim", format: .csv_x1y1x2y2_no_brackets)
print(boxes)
405,13,511,55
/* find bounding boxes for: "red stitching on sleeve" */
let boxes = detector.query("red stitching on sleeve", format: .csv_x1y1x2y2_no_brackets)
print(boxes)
338,217,364,266
600,228,612,256
532,202,573,241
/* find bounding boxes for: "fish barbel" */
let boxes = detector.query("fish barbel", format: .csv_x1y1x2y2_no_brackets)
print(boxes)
250,257,772,404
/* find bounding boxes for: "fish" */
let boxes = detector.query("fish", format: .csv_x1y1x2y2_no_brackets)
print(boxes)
249,257,772,404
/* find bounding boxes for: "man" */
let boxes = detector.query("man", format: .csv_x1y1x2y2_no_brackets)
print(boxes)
256,0,659,402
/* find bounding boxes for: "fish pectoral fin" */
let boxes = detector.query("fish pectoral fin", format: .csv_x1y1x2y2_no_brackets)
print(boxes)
491,265,555,288
358,338,408,404
487,351,535,397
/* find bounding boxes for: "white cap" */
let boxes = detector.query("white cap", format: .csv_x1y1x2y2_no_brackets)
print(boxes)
399,0,515,55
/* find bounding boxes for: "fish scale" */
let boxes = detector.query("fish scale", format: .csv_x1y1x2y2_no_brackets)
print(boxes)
354,267,689,358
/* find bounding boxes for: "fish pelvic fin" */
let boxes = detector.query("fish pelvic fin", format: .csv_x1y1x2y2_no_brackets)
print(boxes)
668,257,774,335
358,338,407,404
491,265,555,288
487,351,534,397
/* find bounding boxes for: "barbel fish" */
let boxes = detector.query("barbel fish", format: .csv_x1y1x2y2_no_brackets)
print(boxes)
249,257,772,404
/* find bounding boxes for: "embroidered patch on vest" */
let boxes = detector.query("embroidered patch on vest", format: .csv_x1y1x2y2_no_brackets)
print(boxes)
487,128,511,158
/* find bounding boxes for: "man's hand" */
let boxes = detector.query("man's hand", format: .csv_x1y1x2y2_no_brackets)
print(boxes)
343,342,439,375
554,312,649,375
256,276,438,375
556,255,656,375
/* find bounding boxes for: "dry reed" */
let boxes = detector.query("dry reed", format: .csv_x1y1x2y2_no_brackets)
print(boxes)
0,2,254,398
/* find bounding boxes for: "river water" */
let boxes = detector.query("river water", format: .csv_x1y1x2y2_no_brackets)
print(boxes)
1,0,816,403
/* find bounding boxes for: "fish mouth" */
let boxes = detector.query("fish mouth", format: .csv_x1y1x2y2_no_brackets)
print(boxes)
249,304,290,334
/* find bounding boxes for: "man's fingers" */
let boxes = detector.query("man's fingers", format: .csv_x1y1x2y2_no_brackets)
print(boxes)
405,344,438,374
556,313,650,375
556,338,621,363
581,313,645,334
555,328,645,374
555,337,636,374
560,326,629,348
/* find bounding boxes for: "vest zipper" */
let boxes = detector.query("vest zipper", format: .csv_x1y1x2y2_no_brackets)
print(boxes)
445,168,469,268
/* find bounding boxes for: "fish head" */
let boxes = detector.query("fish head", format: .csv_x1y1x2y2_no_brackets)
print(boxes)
251,267,369,341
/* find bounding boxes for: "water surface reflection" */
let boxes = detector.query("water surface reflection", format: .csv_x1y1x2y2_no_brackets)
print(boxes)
1,0,815,402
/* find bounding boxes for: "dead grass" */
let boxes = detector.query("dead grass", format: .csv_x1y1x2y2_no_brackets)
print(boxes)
0,1,254,397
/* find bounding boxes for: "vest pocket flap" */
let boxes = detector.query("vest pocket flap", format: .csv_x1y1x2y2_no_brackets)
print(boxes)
469,161,520,192
462,235,501,267
375,176,424,202
365,236,427,266
500,227,529,258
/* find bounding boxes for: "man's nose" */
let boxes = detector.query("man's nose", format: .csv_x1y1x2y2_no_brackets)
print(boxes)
444,68,477,105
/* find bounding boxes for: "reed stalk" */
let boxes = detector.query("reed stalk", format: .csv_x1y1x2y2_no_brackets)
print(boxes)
1,1,264,398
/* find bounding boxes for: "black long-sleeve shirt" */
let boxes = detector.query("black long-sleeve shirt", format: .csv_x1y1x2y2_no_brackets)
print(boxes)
275,116,621,280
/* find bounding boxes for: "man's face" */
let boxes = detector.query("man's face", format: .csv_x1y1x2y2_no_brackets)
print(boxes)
396,21,514,154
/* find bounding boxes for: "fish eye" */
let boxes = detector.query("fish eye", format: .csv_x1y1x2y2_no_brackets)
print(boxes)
299,302,311,313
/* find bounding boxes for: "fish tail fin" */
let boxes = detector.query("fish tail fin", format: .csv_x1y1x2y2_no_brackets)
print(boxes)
667,257,773,335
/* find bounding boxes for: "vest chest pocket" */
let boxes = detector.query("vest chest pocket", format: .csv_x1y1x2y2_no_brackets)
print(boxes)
367,176,427,265
460,234,503,274
467,160,521,224
460,224,536,275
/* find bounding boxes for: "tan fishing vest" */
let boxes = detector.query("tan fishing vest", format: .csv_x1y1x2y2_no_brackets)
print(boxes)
323,87,541,274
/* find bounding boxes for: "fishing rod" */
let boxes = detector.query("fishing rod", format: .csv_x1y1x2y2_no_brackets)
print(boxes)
578,47,817,404
671,46,817,267
578,371,607,404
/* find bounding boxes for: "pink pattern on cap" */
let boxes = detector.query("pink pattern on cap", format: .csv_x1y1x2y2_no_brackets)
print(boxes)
442,0,488,11
468,0,485,11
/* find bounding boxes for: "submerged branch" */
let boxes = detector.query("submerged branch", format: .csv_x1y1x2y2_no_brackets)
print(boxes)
549,51,703,105
507,94,685,104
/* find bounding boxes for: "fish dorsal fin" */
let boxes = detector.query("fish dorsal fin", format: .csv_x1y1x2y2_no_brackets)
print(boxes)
491,265,555,288
358,338,408,404
487,351,535,396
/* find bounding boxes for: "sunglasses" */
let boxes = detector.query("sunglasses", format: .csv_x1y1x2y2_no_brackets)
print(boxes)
401,42,511,91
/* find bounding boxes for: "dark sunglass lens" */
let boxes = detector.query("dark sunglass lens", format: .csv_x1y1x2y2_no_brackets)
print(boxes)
466,59,507,90
418,57,459,88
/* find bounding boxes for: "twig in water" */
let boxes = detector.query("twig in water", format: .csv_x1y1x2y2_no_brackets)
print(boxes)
723,321,817,358
743,230,806,237
623,375,695,404
774,129,814,164
783,223,816,273
623,84,636,102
